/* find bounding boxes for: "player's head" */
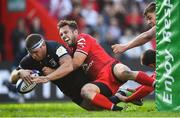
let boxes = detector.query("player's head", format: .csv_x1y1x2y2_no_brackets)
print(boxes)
57,20,78,47
25,34,46,61
144,2,156,27
140,49,156,69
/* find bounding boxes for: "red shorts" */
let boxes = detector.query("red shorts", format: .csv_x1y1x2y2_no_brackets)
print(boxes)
94,60,123,95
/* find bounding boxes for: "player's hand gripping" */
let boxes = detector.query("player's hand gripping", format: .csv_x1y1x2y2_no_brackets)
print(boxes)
111,44,128,54
42,67,55,75
18,69,33,84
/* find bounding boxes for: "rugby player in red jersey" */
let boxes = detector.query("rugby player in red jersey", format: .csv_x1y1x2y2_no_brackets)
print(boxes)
47,20,155,111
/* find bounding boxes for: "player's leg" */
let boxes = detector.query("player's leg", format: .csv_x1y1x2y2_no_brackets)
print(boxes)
80,82,123,111
79,99,102,111
65,81,103,111
114,85,153,105
56,68,101,111
109,86,143,106
125,85,153,102
110,63,155,104
113,63,155,87
111,85,153,105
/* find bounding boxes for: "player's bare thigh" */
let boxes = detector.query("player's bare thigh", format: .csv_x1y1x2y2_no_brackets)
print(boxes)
113,63,138,82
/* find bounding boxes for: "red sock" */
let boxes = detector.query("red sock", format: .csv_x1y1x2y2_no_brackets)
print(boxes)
135,85,142,91
126,85,154,102
135,71,155,87
91,93,114,110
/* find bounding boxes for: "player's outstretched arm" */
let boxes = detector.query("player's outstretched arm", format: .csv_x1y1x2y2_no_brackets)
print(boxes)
46,54,73,80
32,54,73,83
112,26,156,54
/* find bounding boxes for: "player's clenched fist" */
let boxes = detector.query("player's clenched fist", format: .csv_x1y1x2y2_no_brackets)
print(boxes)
111,44,128,54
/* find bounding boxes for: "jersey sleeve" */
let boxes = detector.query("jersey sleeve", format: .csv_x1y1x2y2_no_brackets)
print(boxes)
55,45,68,58
76,36,91,55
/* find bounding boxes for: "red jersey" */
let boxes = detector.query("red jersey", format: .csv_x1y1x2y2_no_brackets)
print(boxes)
75,33,114,80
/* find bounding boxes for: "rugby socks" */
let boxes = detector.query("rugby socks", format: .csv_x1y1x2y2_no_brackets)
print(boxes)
109,96,121,104
134,85,142,91
126,85,154,102
91,93,113,110
112,105,123,111
91,93,122,111
109,90,127,104
135,71,155,87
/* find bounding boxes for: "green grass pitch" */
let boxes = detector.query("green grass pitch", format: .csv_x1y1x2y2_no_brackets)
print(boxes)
0,100,180,117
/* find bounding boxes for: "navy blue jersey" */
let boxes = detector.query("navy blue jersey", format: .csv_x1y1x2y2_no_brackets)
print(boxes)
18,41,68,71
17,41,90,105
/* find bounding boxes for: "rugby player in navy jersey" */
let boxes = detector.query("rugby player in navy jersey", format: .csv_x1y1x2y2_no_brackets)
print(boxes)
10,34,101,110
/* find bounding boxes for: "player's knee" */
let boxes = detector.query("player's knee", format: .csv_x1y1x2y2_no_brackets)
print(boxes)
119,70,132,81
81,83,99,100
113,64,132,81
81,84,93,97
123,69,132,76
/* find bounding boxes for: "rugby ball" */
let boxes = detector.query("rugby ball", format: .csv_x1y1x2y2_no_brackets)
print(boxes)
16,70,40,94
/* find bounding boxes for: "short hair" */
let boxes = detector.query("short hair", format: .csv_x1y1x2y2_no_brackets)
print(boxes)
57,20,78,30
141,49,156,66
25,34,44,51
144,2,156,16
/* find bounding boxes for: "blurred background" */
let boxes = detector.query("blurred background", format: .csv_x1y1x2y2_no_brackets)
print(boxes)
0,0,154,103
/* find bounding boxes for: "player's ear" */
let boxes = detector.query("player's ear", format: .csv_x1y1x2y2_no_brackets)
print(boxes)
149,63,154,68
41,41,46,48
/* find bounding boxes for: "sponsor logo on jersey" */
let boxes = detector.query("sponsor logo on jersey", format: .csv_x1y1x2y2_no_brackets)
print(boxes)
82,60,94,73
56,46,67,57
77,38,86,48
49,58,58,67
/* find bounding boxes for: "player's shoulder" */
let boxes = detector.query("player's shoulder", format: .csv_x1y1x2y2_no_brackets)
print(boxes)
20,54,33,63
78,33,92,39
78,33,95,42
46,40,69,58
19,54,37,69
78,33,88,37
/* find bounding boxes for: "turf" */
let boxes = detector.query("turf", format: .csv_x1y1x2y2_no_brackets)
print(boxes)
0,100,180,117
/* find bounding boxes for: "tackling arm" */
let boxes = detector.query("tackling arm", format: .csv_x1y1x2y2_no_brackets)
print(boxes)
45,54,73,81
112,26,156,54
126,26,156,50
73,51,87,70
